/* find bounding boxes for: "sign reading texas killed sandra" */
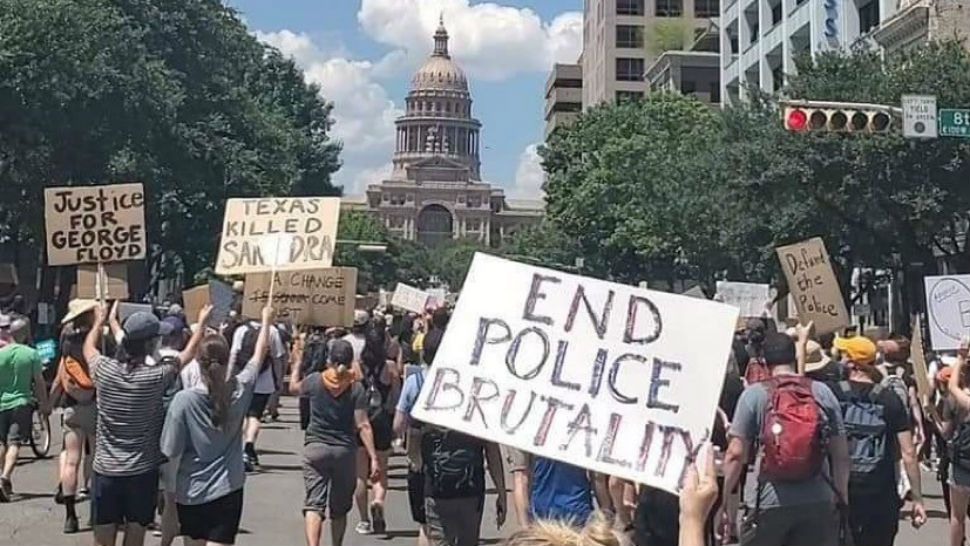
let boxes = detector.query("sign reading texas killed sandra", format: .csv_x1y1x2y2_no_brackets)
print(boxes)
215,197,341,275
776,237,849,335
44,183,146,266
411,253,738,494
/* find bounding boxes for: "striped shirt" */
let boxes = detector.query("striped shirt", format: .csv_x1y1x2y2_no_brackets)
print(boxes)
93,355,177,476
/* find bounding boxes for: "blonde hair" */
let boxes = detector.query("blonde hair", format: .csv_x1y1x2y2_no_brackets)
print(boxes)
505,512,629,546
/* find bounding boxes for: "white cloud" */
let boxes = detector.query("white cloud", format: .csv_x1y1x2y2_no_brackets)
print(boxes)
509,143,545,199
350,163,393,195
358,0,582,80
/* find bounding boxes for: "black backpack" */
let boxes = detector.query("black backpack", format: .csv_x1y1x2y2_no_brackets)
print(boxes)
362,362,389,421
300,334,328,376
837,381,889,484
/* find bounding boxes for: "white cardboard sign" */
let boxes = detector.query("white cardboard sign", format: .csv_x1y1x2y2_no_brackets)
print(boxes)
924,275,970,351
411,254,738,493
392,283,431,314
716,281,771,318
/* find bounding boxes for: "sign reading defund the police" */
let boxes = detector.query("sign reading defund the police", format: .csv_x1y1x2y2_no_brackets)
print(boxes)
44,183,146,266
215,197,341,275
411,254,738,494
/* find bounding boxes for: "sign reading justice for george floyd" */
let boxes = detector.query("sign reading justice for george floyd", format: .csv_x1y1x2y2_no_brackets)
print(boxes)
411,254,738,494
44,183,146,266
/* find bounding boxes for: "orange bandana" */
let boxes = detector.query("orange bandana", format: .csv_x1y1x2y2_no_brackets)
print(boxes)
321,368,359,397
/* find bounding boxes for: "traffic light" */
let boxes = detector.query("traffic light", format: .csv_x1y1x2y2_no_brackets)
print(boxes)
782,101,895,134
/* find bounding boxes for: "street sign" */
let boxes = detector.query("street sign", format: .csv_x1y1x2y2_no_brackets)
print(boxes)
940,108,970,138
902,95,938,139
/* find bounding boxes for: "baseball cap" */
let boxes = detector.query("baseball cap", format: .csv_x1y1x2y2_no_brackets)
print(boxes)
329,339,354,367
353,310,369,327
122,312,162,342
762,332,796,366
834,335,877,365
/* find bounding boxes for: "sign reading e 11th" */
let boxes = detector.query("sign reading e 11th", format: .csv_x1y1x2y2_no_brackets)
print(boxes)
940,109,970,138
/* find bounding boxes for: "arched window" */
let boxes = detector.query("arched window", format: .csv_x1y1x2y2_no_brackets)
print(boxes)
417,205,454,245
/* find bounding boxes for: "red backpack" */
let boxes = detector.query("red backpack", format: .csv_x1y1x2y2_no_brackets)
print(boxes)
744,356,770,384
760,376,827,481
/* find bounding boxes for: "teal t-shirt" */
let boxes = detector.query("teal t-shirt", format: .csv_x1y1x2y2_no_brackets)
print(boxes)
0,343,42,412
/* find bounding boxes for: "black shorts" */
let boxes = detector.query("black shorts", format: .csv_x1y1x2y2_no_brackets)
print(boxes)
247,393,271,418
178,488,244,545
847,492,901,546
92,469,160,526
408,470,427,524
358,412,393,451
0,405,32,446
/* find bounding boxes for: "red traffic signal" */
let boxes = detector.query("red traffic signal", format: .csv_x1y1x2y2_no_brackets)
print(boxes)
782,103,894,134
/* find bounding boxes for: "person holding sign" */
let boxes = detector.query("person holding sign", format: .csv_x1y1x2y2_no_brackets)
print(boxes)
160,305,275,546
287,338,380,546
83,302,211,546
720,327,850,546
944,340,970,546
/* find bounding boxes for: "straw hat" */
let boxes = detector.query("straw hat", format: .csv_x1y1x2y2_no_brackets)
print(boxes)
61,299,98,325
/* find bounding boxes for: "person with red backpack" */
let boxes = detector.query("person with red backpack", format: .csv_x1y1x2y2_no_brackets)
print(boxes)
720,326,850,546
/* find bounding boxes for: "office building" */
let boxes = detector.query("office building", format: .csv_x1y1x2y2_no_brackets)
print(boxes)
342,19,543,247
645,24,721,104
582,0,720,107
544,63,583,138
871,0,970,55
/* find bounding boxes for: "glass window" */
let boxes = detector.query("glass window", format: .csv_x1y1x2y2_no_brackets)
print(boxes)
616,90,644,102
616,57,645,81
858,0,879,33
681,80,697,94
617,0,646,15
655,0,683,17
771,1,783,25
695,0,719,17
616,25,645,48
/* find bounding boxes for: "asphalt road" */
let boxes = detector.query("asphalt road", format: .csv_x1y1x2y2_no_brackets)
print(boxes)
0,397,953,546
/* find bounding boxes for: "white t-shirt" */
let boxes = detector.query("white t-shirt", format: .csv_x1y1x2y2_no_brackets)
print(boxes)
179,361,203,390
229,322,287,395
340,333,366,364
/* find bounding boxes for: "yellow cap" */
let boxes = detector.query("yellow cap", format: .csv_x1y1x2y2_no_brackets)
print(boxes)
833,335,877,365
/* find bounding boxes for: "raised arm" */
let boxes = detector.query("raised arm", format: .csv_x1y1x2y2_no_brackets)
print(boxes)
177,304,213,367
251,306,274,371
287,331,306,396
82,304,107,376
108,300,122,341
950,340,970,412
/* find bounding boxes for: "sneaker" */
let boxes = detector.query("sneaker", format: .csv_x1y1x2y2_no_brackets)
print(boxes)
64,516,79,534
0,478,12,502
371,502,386,534
356,520,373,535
77,488,89,502
243,453,256,473
54,484,65,505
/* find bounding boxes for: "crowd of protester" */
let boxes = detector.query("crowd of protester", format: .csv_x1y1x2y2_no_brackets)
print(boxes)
3,286,970,546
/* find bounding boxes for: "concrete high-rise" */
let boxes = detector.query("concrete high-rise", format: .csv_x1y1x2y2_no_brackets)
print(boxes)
544,63,583,137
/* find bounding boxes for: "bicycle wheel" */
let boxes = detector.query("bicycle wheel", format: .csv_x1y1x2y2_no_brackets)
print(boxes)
30,410,51,459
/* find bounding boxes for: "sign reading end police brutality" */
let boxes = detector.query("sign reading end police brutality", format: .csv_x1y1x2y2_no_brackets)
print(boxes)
215,197,340,275
412,254,738,494
44,183,146,266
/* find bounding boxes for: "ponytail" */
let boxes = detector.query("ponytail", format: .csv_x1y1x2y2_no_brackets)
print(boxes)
197,334,234,430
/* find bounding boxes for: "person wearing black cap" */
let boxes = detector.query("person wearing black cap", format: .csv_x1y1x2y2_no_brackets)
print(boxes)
287,337,379,546
83,301,211,546
719,326,851,546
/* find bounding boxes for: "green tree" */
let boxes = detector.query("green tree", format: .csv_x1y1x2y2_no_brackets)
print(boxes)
426,238,491,291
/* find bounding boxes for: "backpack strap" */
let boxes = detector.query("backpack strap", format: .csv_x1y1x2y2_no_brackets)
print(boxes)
838,381,851,396
869,383,884,403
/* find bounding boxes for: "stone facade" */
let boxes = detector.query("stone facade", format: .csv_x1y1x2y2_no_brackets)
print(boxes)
342,18,543,247
871,0,970,56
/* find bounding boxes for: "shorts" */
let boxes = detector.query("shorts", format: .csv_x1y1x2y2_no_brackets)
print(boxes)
358,412,393,451
0,404,32,446
92,469,160,526
847,492,901,546
739,502,839,546
62,404,96,437
425,496,484,546
504,446,529,473
408,470,427,524
178,488,244,545
303,443,356,517
952,462,970,488
247,393,271,419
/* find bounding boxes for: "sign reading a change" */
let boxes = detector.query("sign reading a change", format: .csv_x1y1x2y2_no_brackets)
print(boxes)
215,197,341,275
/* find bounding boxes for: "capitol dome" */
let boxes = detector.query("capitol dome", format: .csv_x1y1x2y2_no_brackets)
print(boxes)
410,16,468,93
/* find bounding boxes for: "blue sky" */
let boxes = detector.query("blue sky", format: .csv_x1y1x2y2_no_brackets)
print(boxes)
226,0,582,199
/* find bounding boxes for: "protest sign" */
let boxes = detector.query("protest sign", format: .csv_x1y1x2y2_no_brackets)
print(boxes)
411,253,739,494
208,280,235,326
681,286,707,300
44,183,146,266
910,316,932,401
776,237,849,335
924,275,970,351
243,268,357,327
391,283,431,314
117,302,154,323
182,285,210,325
428,288,447,309
716,281,771,317
76,263,129,300
214,197,340,275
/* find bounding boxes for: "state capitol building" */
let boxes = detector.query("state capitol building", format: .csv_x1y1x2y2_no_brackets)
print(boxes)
342,19,543,246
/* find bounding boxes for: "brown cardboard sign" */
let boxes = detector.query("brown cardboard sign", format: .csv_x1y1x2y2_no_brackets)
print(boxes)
214,197,341,275
776,237,849,335
911,317,932,401
182,285,210,326
44,183,146,266
76,263,129,300
242,267,357,327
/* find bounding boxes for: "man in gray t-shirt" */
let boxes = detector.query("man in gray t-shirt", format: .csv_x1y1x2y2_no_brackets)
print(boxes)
720,329,850,546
